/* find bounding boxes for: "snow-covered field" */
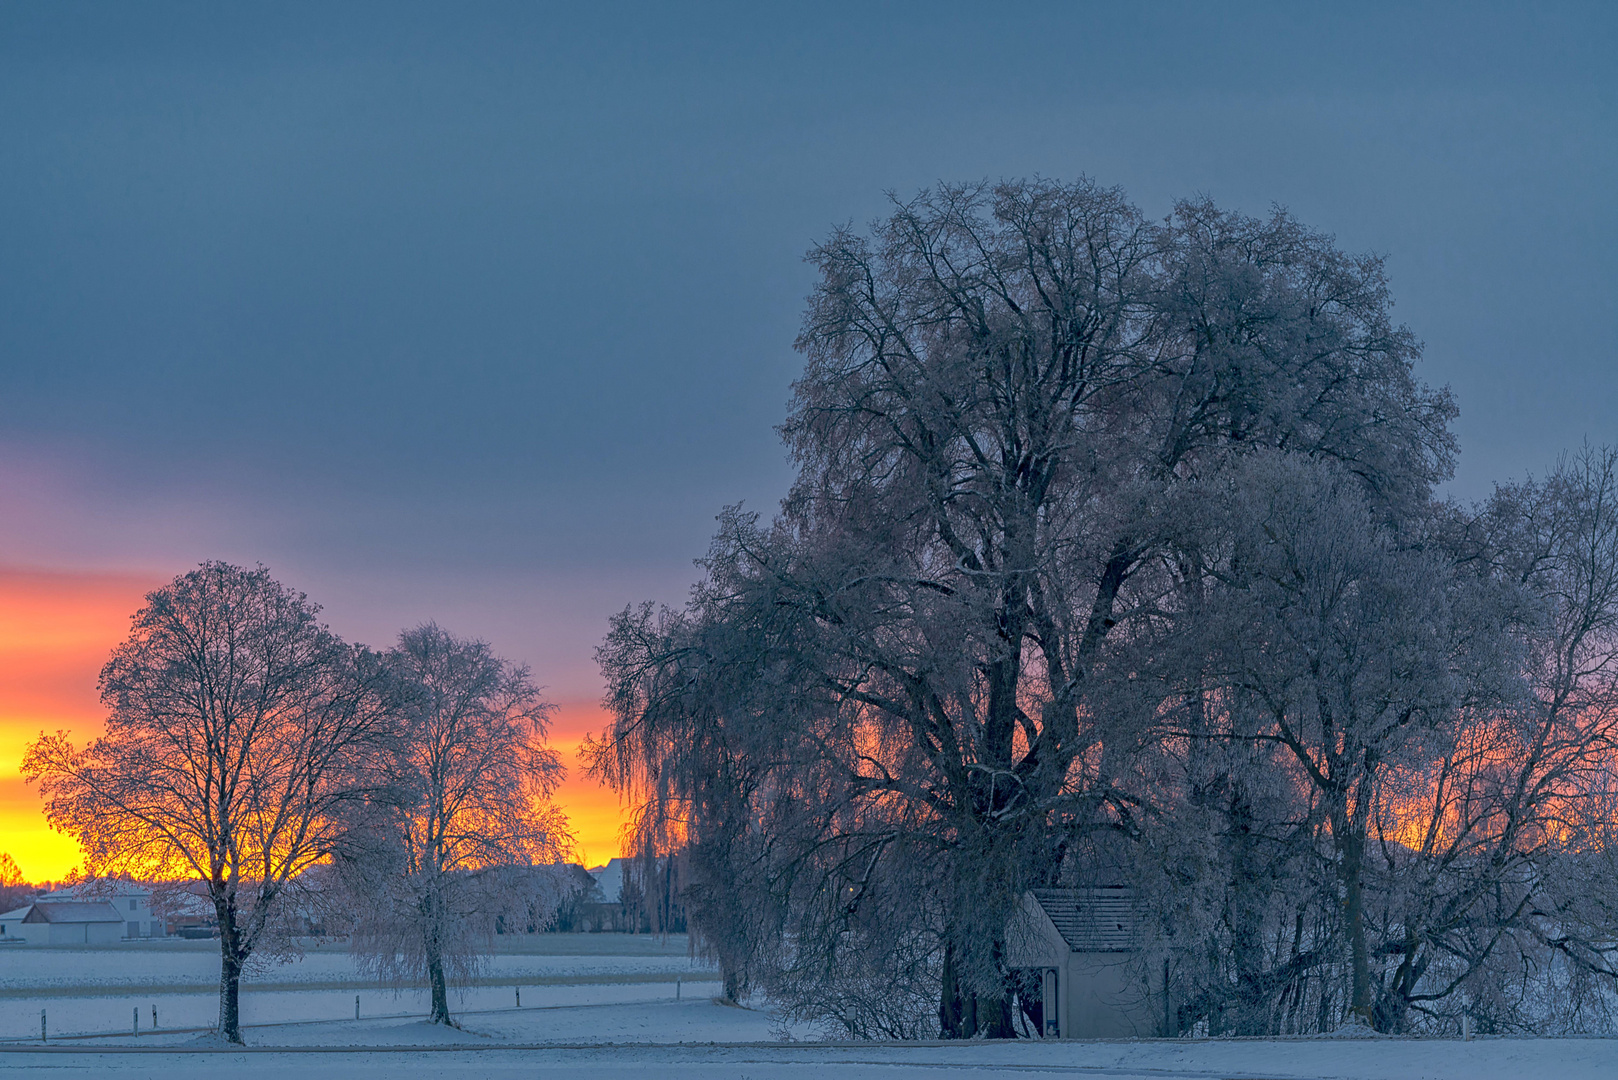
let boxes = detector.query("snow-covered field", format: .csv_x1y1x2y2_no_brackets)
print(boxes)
0,934,714,1039
2,938,1614,1078
0,934,708,993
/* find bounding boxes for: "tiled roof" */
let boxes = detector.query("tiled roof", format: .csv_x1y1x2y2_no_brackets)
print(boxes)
1030,888,1135,952
21,901,124,925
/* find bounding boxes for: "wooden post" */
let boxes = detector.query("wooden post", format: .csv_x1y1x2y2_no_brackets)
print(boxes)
133,1007,139,1037
355,994,360,1020
40,1009,46,1043
515,987,521,1007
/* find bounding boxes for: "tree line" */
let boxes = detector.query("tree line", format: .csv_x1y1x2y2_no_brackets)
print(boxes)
589,178,1618,1038
24,564,568,1043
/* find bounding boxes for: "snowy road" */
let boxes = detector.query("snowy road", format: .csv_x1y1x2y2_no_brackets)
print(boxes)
2,1029,1616,1080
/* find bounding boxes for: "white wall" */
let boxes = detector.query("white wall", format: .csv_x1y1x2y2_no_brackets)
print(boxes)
0,915,41,944
1063,952,1162,1038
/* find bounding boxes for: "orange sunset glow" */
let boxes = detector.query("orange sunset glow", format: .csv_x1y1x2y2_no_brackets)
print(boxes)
0,567,628,881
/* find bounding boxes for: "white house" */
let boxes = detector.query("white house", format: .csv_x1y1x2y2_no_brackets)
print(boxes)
14,900,125,944
588,859,627,903
37,883,168,940
1005,887,1166,1038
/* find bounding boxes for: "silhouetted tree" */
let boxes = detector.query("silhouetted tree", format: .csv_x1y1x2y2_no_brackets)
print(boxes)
25,562,387,1044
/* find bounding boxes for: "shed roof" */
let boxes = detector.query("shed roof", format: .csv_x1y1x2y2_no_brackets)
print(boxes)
21,901,124,925
1029,888,1135,953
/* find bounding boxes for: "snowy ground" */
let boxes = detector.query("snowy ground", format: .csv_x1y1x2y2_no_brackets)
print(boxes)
2,1026,1616,1080
2,937,1613,1077
0,933,712,1037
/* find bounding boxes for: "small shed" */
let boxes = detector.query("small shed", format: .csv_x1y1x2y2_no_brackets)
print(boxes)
1005,887,1165,1038
21,901,124,945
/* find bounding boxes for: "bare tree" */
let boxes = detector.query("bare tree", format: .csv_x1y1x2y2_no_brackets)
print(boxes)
24,562,387,1044
339,623,569,1026
0,853,33,913
1367,445,1618,1032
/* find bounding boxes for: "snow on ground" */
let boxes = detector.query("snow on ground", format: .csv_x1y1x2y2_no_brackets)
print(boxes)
0,934,715,1039
0,933,709,994
0,977,726,1039
4,938,1616,1078
1,1029,1616,1080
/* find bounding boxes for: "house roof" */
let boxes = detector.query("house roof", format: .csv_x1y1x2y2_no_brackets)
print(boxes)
1029,888,1136,953
40,883,151,901
21,901,124,925
0,906,31,921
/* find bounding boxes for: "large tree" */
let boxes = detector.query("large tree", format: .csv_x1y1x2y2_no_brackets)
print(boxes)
338,623,569,1026
593,178,1457,1037
24,562,387,1044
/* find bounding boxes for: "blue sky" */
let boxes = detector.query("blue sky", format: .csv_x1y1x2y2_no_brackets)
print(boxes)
1,1,1613,696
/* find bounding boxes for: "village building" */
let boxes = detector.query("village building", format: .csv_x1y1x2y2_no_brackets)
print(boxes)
3,900,123,944
1,882,174,943
38,882,167,940
0,905,32,942
1006,887,1168,1038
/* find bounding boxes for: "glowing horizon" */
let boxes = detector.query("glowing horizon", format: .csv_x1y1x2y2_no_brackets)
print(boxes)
0,566,630,882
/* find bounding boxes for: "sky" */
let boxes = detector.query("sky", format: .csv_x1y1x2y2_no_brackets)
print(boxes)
0,2,1614,878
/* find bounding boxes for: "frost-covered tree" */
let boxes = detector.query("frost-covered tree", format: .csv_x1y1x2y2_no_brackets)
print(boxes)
1366,446,1618,1032
339,623,568,1026
593,178,1457,1038
24,563,388,1044
1200,454,1477,1027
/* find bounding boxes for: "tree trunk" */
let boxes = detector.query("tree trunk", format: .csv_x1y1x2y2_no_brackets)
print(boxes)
938,940,1017,1039
1225,784,1269,1036
939,940,967,1037
217,945,244,1044
426,937,451,1024
1338,826,1372,1026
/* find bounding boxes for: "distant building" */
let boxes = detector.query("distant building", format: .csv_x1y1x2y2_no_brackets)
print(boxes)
0,905,32,942
589,859,627,904
8,900,124,944
553,860,634,932
38,882,167,940
1005,888,1167,1038
549,858,686,934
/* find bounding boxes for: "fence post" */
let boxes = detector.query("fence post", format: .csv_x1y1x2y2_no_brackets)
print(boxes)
133,1007,139,1037
676,976,681,1000
153,1003,158,1029
40,1009,46,1043
355,994,360,1020
515,987,521,1008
